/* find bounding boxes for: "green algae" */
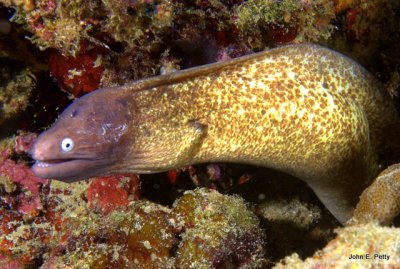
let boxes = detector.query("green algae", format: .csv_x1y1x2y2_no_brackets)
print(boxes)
102,0,174,48
0,63,35,128
234,0,335,46
234,0,301,28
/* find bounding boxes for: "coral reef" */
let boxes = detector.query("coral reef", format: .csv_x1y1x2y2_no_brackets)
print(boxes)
0,134,47,220
43,188,265,268
274,223,400,268
0,0,340,92
2,0,398,99
41,200,177,268
0,135,50,265
174,189,266,268
2,157,266,268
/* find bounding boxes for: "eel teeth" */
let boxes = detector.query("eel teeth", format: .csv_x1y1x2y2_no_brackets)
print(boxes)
36,161,51,168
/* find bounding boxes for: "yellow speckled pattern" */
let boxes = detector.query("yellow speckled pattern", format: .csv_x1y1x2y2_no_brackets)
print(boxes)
116,44,398,223
33,44,399,224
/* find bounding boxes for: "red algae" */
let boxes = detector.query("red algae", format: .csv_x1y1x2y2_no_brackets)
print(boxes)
87,174,141,215
14,132,36,155
0,136,48,220
167,169,180,185
0,253,26,269
48,42,106,97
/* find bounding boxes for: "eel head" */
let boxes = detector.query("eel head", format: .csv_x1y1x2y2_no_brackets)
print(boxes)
31,89,132,182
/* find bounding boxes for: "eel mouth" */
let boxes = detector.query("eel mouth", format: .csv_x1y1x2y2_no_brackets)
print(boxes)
34,158,77,167
32,158,104,182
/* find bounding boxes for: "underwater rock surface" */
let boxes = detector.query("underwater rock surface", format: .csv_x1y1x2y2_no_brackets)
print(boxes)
274,223,400,268
351,163,400,225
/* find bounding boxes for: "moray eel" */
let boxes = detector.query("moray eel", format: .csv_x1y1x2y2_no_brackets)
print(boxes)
31,44,399,223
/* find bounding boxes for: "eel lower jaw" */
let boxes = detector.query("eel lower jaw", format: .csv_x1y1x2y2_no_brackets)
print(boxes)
34,158,76,167
32,158,108,182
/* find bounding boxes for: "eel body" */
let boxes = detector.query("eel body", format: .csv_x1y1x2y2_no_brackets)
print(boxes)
31,44,399,223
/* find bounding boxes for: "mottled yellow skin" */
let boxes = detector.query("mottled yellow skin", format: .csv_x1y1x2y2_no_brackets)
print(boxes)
32,44,399,224
120,44,397,223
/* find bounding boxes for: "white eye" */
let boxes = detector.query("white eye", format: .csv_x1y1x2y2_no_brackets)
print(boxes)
61,138,74,152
